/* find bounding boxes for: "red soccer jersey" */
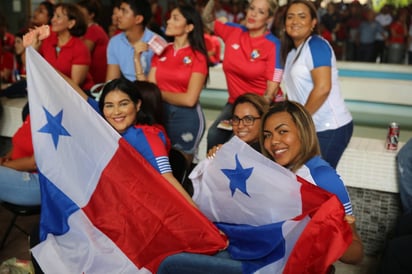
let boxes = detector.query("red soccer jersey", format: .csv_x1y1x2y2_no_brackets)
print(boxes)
204,33,221,65
152,44,208,93
215,21,283,104
83,24,109,83
40,32,94,90
11,115,34,160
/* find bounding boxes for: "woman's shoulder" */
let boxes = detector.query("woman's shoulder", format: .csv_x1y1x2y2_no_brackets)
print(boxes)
305,156,340,181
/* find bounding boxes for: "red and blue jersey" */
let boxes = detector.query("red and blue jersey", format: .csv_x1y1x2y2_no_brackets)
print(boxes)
215,21,283,104
152,44,208,93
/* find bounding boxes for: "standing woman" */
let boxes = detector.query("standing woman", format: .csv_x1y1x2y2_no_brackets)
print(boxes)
134,4,208,165
281,0,353,169
77,0,109,84
202,0,283,151
38,3,94,92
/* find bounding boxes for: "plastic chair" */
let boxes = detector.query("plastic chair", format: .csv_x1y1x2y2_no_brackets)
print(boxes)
0,201,41,249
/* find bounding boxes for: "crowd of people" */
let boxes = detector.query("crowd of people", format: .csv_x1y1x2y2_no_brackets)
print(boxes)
0,0,411,272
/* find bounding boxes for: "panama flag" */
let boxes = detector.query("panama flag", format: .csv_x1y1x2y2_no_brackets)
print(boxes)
25,47,227,273
191,136,353,273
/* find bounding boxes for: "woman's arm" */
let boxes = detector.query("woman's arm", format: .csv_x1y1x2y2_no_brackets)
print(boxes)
133,41,149,81
106,64,121,82
305,66,331,115
202,0,216,32
83,39,95,53
340,217,364,264
2,155,37,172
71,64,89,88
264,80,280,102
160,72,206,107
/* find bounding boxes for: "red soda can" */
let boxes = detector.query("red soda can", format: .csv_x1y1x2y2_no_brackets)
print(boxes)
386,122,400,150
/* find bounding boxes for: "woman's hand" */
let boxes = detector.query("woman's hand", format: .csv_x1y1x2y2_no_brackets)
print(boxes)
133,41,149,58
133,41,149,80
23,25,50,50
207,144,223,159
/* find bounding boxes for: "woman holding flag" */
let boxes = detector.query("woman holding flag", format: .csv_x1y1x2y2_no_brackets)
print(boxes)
157,101,363,273
260,100,364,264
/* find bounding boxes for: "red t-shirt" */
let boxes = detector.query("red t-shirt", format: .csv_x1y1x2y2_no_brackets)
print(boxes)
204,33,221,65
40,32,94,90
83,24,109,83
389,21,406,44
214,21,283,104
11,115,33,160
1,50,13,82
152,44,208,93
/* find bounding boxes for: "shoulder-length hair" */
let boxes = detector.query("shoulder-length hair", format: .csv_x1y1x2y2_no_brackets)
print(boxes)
260,100,320,172
55,3,87,37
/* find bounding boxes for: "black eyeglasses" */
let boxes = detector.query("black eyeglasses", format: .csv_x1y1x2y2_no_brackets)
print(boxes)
231,115,261,126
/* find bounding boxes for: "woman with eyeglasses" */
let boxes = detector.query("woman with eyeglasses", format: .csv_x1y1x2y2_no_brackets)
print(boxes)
202,0,283,153
207,93,269,158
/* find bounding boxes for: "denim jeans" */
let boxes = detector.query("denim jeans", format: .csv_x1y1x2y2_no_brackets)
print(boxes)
317,121,353,169
0,166,40,205
397,138,412,214
206,103,234,151
157,251,242,274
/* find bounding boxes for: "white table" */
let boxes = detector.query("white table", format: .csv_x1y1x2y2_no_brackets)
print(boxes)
337,137,404,193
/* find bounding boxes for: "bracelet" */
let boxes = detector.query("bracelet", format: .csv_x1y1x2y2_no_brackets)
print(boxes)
135,72,144,77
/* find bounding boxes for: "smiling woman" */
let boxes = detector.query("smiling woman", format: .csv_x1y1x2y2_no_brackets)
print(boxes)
280,0,353,169
202,0,283,153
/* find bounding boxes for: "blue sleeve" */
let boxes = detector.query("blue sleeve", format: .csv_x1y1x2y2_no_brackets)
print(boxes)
308,36,332,68
311,165,353,215
266,34,283,70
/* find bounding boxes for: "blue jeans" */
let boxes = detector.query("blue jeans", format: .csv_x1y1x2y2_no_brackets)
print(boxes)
317,121,353,169
397,139,412,214
163,102,205,155
206,103,234,151
0,166,40,205
157,251,242,274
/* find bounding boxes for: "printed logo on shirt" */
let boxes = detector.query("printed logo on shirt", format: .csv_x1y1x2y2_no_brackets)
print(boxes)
159,57,167,62
231,44,240,50
250,49,260,60
183,56,192,65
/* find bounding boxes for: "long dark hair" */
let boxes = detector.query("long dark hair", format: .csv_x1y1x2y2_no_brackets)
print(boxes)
77,0,103,24
176,4,209,84
98,77,141,114
133,80,165,126
280,0,319,66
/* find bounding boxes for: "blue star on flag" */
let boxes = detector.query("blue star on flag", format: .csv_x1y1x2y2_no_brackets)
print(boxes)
38,107,71,149
221,154,253,197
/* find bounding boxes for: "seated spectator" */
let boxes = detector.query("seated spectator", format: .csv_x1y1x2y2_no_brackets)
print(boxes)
207,93,269,158
0,13,15,53
0,114,40,206
156,101,363,274
397,138,412,215
77,0,109,84
260,101,364,264
106,0,165,81
28,1,55,30
378,138,412,273
35,3,94,91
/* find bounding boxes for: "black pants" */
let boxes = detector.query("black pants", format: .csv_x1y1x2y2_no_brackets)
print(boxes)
378,213,412,274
